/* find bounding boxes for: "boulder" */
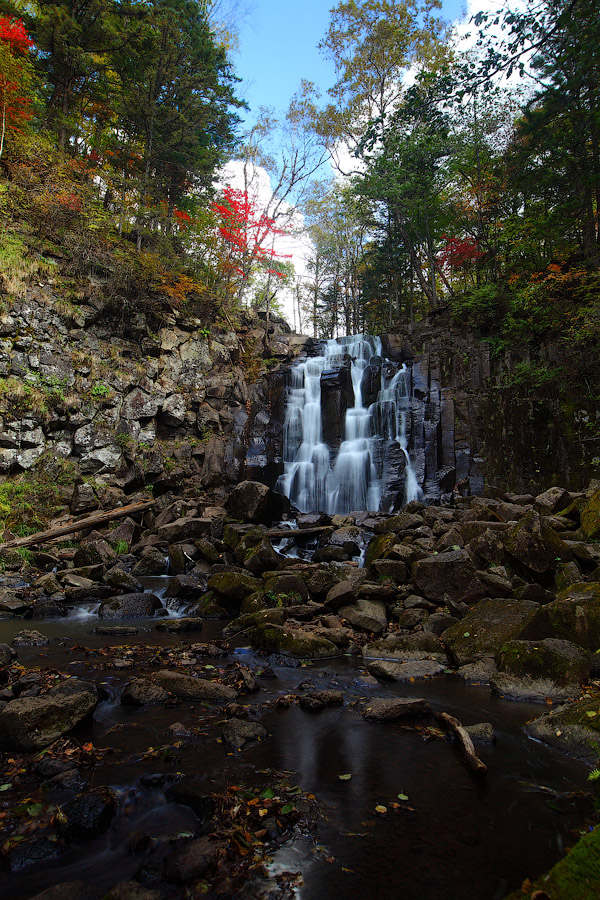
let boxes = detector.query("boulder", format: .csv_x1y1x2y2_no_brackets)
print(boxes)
441,598,540,666
226,480,290,524
221,719,267,750
412,549,485,604
245,623,338,659
464,723,495,745
153,670,237,703
504,510,571,583
131,547,168,576
155,617,204,633
73,539,116,568
121,678,170,706
535,486,571,515
98,592,162,619
338,599,387,635
0,688,97,750
522,582,600,650
496,637,590,695
12,629,49,646
103,568,143,593
457,658,497,684
208,570,262,603
157,517,212,543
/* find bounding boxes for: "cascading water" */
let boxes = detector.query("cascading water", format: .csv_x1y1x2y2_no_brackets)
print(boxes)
276,335,422,513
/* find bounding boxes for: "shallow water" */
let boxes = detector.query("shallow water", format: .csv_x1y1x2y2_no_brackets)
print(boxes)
0,611,593,900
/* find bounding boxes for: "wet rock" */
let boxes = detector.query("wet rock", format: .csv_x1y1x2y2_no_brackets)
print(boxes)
226,480,290,524
8,836,65,872
33,596,68,618
339,598,387,635
35,572,62,595
364,533,396,566
457,658,498,684
362,697,431,722
155,617,204,633
441,599,540,666
208,570,262,603
157,516,212,543
412,549,485,604
121,678,170,706
297,689,344,712
324,579,360,611
221,718,267,749
464,722,495,745
363,632,447,662
12,629,49,646
367,659,446,681
0,688,97,750
58,786,119,837
246,623,339,659
153,670,237,703
98,591,162,619
492,638,590,702
163,836,225,884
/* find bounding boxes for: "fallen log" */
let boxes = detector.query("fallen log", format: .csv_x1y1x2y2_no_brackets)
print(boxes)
266,526,333,539
0,499,156,551
434,711,488,778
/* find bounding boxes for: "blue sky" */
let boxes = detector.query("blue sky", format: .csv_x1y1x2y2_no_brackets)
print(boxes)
233,0,469,121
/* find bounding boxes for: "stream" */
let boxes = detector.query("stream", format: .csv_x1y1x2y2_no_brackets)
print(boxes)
0,591,593,900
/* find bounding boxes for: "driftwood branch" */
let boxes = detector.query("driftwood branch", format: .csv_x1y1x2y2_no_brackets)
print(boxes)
434,711,488,778
0,499,156,551
266,526,333,539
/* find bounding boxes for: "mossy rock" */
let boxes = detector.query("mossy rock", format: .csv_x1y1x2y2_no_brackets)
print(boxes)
504,510,571,583
441,599,540,666
195,591,229,619
245,623,339,659
240,591,268,614
207,570,262,603
497,638,590,685
224,608,287,634
525,694,600,763
263,573,309,604
364,533,396,567
523,583,600,651
503,825,600,900
581,488,600,539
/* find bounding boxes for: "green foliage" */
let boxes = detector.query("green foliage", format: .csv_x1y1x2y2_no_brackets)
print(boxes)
114,539,128,555
0,456,78,532
449,284,512,333
91,382,110,398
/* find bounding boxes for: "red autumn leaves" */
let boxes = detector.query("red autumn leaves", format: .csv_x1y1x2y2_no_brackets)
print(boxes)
0,17,34,154
212,186,291,279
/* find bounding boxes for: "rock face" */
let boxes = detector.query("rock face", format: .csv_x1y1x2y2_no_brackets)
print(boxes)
0,688,97,750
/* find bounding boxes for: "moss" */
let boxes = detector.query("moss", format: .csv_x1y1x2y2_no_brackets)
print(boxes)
503,825,600,900
581,488,600,539
207,571,262,602
498,640,589,686
365,533,396,567
246,623,338,659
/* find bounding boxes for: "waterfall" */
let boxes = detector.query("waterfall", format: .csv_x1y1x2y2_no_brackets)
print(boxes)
276,334,423,514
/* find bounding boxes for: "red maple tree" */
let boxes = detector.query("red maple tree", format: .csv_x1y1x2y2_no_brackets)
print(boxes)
439,234,484,270
212,186,291,282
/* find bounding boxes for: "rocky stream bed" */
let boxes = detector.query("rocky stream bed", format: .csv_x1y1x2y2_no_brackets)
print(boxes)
1,478,600,900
